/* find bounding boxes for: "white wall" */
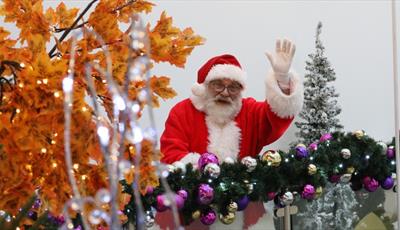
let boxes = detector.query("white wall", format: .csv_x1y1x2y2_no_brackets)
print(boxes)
3,1,398,148
145,0,399,150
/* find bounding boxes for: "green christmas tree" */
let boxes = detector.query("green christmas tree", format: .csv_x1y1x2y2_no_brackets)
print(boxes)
295,21,343,144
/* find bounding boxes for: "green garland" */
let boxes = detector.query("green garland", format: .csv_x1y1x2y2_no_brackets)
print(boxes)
122,131,396,226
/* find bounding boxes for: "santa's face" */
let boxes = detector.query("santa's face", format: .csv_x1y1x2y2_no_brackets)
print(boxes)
206,78,243,103
204,78,243,125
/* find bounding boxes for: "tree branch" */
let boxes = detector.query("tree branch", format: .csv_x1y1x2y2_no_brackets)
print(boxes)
112,0,137,13
54,21,88,33
48,0,98,58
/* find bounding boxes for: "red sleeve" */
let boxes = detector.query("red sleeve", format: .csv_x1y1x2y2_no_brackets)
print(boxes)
160,103,190,164
245,98,293,149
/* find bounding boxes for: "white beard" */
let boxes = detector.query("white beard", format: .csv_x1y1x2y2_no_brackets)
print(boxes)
204,94,242,126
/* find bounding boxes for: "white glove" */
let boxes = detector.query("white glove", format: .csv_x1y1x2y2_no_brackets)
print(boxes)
265,39,296,90
179,152,200,169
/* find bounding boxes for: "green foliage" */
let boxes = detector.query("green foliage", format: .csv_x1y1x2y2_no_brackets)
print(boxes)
122,131,396,226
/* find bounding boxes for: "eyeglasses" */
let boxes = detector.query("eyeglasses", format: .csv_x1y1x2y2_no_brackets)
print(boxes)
208,80,243,95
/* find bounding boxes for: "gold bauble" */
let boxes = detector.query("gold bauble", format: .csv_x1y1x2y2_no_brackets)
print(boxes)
307,164,317,175
219,212,236,225
227,202,238,213
315,186,323,198
192,210,201,219
353,130,365,139
261,150,281,167
296,143,307,148
347,166,355,174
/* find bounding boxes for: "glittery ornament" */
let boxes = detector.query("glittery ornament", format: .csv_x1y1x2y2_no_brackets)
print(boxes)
219,212,236,225
340,174,352,183
172,161,186,174
145,215,155,228
353,130,365,139
155,195,168,212
347,167,355,174
320,133,332,142
281,191,294,205
198,152,219,170
227,202,238,213
381,176,394,190
309,142,318,151
260,150,281,166
301,184,315,200
377,141,388,155
341,148,351,159
363,176,379,192
204,163,221,178
315,186,323,198
241,156,257,172
387,146,395,159
224,157,235,164
236,196,249,211
177,189,188,201
192,210,201,219
175,194,185,210
267,192,276,201
307,164,317,175
200,209,217,225
197,184,214,205
295,145,309,158
329,174,340,183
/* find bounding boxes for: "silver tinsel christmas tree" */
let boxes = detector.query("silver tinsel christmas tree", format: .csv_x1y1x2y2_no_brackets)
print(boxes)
295,22,342,144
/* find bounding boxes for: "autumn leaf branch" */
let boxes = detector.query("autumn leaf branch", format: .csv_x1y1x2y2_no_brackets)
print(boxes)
48,0,98,58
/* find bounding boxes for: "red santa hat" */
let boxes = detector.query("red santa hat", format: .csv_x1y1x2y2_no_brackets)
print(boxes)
191,54,247,97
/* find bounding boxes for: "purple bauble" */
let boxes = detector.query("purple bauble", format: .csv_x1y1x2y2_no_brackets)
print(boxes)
381,176,395,190
200,209,216,225
156,195,168,212
329,174,341,183
301,184,316,200
236,195,249,211
295,145,309,158
387,146,395,159
33,198,42,209
146,186,154,195
175,194,185,210
54,215,65,225
309,142,318,151
197,184,214,205
363,176,379,192
198,153,219,170
320,133,332,142
28,210,37,220
177,189,188,201
267,192,276,201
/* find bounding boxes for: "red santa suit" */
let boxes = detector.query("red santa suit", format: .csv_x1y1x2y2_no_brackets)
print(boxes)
160,54,303,164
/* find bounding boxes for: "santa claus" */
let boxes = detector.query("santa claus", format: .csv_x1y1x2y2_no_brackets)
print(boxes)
160,39,303,165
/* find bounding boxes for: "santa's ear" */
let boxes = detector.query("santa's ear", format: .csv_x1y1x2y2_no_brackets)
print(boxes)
191,83,206,97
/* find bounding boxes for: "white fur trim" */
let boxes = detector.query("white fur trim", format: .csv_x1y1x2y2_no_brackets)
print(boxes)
206,117,241,160
265,70,304,118
190,93,206,111
179,152,201,166
205,64,247,87
191,82,206,97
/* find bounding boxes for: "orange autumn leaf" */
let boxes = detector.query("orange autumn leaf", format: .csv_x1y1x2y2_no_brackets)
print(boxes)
149,11,204,67
150,75,177,100
55,2,79,28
